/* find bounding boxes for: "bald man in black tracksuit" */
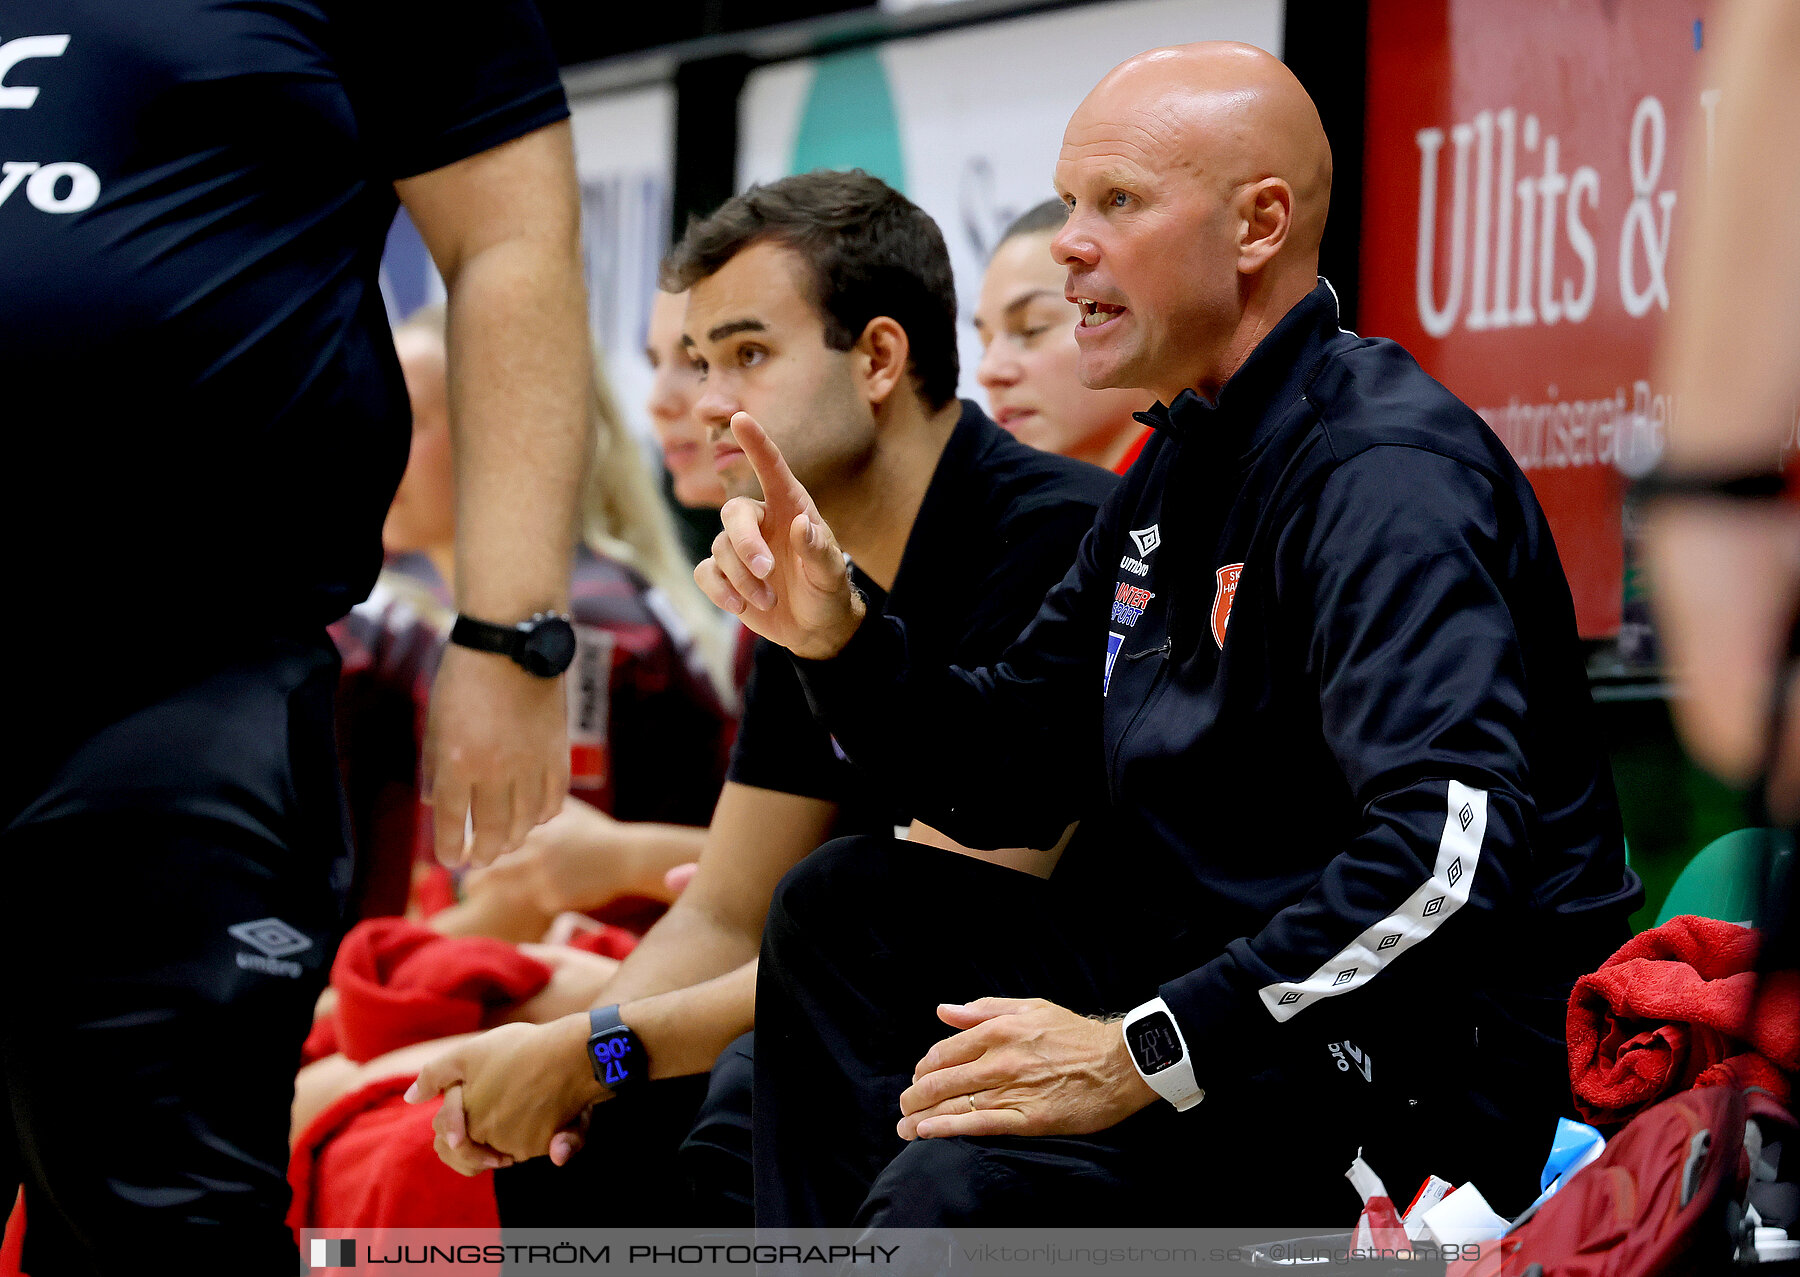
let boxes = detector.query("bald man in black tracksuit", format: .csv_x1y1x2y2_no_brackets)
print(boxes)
753,280,1639,1224
701,43,1641,1229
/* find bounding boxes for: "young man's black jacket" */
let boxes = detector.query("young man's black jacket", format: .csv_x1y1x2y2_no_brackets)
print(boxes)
798,280,1642,1091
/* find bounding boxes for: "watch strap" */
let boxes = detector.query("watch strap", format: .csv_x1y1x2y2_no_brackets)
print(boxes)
1122,996,1205,1111
450,610,577,678
450,613,525,659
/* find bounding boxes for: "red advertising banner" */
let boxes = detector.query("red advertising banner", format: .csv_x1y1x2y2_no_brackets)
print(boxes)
1360,0,1717,638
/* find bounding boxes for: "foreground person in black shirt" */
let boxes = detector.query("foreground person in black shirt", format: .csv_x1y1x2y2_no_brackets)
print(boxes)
700,45,1640,1226
0,3,589,1270
411,172,1116,1221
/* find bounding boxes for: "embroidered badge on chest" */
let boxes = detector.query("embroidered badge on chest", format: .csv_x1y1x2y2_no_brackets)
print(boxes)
1111,581,1155,628
1120,523,1159,578
1211,563,1243,649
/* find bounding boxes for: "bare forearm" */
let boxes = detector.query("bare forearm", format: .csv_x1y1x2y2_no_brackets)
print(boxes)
600,896,762,1006
445,235,589,619
611,823,708,904
620,961,758,1080
399,123,590,867
428,892,553,945
527,960,756,1112
1662,0,1800,466
592,787,820,1004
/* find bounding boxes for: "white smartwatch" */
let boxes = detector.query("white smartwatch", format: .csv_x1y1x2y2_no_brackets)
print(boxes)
1121,996,1205,1111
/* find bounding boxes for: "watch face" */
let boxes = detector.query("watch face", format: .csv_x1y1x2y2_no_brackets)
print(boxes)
1127,1011,1184,1075
521,618,577,677
590,1028,640,1089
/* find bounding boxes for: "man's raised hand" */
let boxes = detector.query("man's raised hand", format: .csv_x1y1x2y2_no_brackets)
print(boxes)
695,412,865,660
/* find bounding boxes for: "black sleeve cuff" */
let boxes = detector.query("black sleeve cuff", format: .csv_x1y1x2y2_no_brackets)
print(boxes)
1157,948,1279,1096
791,609,910,737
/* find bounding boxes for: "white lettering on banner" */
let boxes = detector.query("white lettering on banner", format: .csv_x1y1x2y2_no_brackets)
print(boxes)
1415,106,1603,337
1476,379,1672,475
1413,123,1468,338
1619,95,1676,318
0,32,102,215
1412,94,1693,335
1563,166,1601,323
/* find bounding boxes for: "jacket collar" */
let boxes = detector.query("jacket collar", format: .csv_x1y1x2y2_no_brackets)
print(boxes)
1134,278,1344,456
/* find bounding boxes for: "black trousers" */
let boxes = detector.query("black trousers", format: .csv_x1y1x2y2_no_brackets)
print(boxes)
1,633,351,1276
754,835,1585,1229
493,1034,755,1236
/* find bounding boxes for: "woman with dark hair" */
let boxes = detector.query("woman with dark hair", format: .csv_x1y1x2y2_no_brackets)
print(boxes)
974,199,1153,474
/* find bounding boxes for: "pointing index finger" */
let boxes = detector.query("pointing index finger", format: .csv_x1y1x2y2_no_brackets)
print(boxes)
730,411,814,517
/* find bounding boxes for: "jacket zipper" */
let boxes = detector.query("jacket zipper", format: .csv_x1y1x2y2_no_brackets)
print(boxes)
1107,638,1173,794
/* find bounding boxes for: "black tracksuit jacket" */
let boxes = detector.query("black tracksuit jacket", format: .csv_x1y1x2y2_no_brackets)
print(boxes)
798,280,1641,1091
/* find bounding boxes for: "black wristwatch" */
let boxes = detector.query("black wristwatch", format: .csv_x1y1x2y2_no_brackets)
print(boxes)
449,611,577,678
586,1005,647,1093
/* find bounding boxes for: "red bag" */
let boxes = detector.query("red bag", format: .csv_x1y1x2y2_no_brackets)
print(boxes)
1449,1086,1797,1276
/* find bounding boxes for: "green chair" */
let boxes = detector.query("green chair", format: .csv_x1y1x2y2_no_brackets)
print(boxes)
1655,828,1793,927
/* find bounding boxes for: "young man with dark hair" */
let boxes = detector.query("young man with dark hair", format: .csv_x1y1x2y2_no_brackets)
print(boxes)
409,170,1117,1222
663,168,962,413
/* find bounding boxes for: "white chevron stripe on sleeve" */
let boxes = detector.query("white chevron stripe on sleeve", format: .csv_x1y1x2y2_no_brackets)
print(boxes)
1257,780,1488,1024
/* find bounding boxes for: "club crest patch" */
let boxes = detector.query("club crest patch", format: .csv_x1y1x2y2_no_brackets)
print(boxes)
1211,563,1243,649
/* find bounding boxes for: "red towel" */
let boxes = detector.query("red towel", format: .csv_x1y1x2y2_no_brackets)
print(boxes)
289,1076,498,1228
565,923,638,961
289,919,566,1246
1568,914,1800,1128
303,918,553,1065
287,1076,500,1245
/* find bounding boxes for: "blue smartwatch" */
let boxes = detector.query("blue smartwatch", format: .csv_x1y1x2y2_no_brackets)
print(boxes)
586,1005,647,1093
